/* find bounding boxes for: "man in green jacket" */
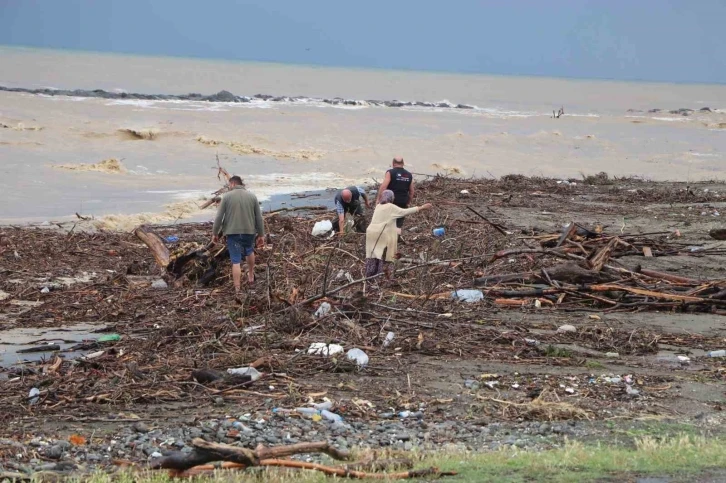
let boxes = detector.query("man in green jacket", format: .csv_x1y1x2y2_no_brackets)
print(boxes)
212,176,265,292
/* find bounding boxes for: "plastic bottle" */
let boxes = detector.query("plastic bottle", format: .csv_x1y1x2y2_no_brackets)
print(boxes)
320,409,343,422
294,407,320,417
313,401,333,410
708,350,726,358
227,367,262,381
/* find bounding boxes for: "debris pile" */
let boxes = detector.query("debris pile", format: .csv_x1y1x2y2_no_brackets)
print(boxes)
2,173,726,477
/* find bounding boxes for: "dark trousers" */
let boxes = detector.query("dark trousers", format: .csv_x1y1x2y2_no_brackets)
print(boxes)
394,200,408,228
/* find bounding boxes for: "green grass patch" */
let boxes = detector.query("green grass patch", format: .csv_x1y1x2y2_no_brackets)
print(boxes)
544,344,573,358
584,359,605,369
80,434,726,483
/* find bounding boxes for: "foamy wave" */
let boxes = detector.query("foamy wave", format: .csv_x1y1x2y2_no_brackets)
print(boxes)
196,136,325,160
688,152,720,157
244,172,351,201
652,117,692,122
93,200,202,231
52,158,127,174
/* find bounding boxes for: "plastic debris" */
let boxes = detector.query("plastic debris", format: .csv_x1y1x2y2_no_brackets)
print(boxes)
83,350,105,360
28,387,40,405
605,352,620,358
314,302,332,319
398,410,423,419
451,289,484,303
320,409,343,422
464,379,480,390
383,331,395,347
557,324,577,333
524,338,540,346
625,385,640,396
432,227,445,237
313,401,333,410
346,348,369,367
707,350,726,358
226,366,262,381
164,236,179,243
98,334,121,343
312,220,333,237
151,279,168,289
308,343,344,356
40,287,50,294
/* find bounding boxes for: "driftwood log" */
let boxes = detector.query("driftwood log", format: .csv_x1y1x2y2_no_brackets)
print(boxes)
151,439,455,479
133,226,170,268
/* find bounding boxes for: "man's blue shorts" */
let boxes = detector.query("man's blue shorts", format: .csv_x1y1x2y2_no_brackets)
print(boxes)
226,234,256,264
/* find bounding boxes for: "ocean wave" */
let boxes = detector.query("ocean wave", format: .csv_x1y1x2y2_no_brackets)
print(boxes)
51,158,127,174
196,136,325,160
0,85,558,119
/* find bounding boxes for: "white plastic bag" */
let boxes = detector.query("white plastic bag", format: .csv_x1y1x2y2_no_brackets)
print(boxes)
346,348,369,367
312,220,333,236
308,342,344,356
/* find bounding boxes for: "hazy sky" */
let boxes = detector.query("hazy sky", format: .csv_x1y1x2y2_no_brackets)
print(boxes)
1,0,725,83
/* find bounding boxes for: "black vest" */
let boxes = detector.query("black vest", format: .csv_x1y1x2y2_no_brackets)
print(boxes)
387,167,412,205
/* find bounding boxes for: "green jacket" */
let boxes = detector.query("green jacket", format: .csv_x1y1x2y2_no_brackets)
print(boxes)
212,187,265,237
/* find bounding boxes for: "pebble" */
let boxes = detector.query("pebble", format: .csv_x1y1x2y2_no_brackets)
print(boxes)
132,422,150,433
45,445,64,460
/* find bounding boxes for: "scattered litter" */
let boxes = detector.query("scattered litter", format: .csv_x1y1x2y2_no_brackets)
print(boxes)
164,236,179,243
460,189,470,195
383,331,395,347
677,355,691,363
40,287,50,294
557,324,577,333
346,348,369,367
308,343,344,356
398,411,423,419
82,350,105,360
524,338,540,346
151,279,168,289
98,334,121,343
320,409,343,422
312,220,333,236
28,387,40,405
226,366,262,381
464,379,480,390
432,227,445,237
707,350,726,358
605,352,620,358
451,289,484,303
625,385,640,396
314,302,332,319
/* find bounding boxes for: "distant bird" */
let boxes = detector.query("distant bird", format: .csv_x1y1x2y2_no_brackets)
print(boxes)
305,48,311,51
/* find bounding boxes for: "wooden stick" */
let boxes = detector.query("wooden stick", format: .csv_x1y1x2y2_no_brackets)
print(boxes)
465,206,508,236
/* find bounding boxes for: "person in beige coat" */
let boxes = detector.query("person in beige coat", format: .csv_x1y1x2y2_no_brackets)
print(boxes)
365,190,432,278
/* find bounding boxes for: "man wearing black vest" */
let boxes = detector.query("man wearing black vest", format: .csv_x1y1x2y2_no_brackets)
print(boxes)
376,156,414,228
